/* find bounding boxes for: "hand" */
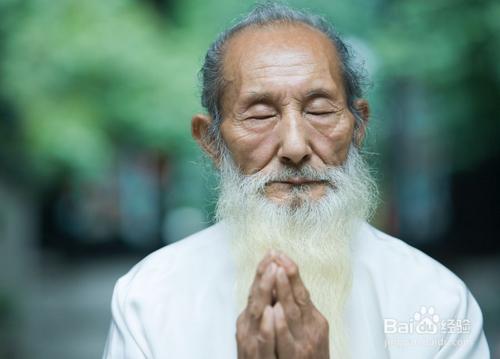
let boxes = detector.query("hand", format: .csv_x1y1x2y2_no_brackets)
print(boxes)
236,252,278,359
273,253,330,359
236,252,330,359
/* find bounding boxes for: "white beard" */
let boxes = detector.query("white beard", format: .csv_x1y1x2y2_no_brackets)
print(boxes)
215,144,377,358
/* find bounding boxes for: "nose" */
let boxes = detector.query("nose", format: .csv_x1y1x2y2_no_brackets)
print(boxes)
277,111,312,167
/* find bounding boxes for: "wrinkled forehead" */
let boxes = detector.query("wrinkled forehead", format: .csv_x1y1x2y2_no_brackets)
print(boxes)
221,23,345,99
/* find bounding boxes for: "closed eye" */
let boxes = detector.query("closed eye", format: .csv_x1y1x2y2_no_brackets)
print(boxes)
306,111,335,116
247,114,277,120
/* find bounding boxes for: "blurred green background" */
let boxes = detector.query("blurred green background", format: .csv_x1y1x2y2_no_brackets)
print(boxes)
0,0,499,358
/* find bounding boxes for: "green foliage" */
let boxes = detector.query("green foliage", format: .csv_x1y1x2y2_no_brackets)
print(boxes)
0,0,498,182
371,0,500,168
1,0,202,179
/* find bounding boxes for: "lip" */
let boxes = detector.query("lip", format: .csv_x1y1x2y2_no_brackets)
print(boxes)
271,177,326,185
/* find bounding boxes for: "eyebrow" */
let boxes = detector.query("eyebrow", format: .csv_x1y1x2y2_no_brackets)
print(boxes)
304,88,336,100
238,87,338,112
238,91,277,112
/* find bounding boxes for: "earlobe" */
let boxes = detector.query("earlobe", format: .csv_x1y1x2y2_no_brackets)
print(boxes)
353,99,370,146
355,98,370,122
191,114,219,163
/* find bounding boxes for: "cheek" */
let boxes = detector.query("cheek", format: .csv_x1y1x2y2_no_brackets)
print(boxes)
221,122,279,174
308,113,354,165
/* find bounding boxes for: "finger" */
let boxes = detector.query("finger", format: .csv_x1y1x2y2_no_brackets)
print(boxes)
247,262,277,332
247,251,277,311
258,305,275,357
273,302,295,358
278,253,313,313
256,250,277,277
275,266,302,333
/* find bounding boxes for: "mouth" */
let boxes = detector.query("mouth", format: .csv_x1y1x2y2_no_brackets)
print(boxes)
268,177,328,186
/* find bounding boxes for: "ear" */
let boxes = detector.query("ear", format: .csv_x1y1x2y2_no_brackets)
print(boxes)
353,98,370,146
191,113,220,163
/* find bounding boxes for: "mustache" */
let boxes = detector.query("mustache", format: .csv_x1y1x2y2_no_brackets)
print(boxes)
243,164,338,190
266,166,332,182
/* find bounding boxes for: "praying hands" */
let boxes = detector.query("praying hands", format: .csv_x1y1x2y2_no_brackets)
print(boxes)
236,251,330,359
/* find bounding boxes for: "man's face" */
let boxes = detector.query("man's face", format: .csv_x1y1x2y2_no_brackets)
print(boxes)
219,23,357,204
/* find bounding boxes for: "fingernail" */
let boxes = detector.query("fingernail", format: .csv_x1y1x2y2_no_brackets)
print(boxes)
274,302,283,316
266,262,276,275
269,262,277,274
277,267,286,281
279,253,290,265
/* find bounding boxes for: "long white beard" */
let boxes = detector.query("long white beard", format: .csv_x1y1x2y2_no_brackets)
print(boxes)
215,145,377,358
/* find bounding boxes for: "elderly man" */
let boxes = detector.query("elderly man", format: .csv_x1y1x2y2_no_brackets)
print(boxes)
103,3,489,358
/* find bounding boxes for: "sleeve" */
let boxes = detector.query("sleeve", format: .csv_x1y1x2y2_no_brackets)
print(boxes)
434,288,490,358
102,277,148,359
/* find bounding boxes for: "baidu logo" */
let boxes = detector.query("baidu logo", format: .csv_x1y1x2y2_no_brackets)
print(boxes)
413,306,440,334
384,306,470,335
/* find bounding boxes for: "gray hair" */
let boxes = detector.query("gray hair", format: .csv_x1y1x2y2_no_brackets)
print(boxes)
199,1,367,154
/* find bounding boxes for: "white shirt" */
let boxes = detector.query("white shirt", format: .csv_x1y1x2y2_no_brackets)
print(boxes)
103,222,490,358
